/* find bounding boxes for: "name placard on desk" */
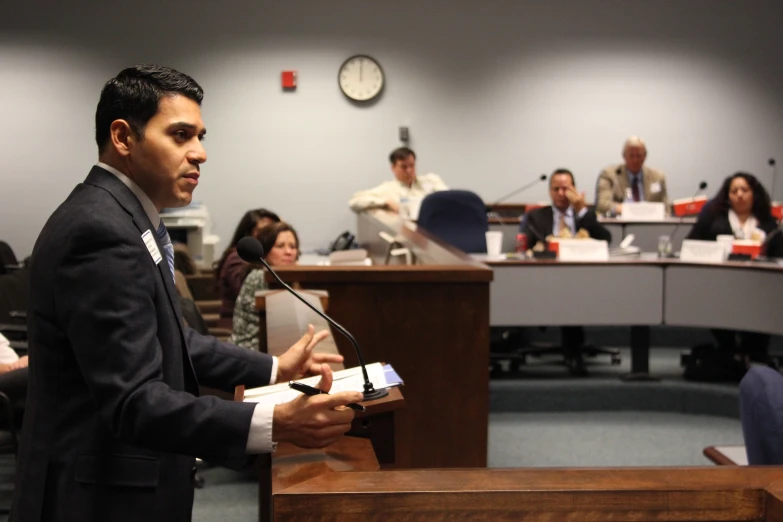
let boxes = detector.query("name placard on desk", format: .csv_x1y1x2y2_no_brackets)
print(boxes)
557,239,609,261
679,239,725,263
620,202,666,221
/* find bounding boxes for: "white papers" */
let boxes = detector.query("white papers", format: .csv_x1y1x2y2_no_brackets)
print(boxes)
620,202,666,221
243,363,399,406
712,445,748,466
557,239,609,261
679,240,725,263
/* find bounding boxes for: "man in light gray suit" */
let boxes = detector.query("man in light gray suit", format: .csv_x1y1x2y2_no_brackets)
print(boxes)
595,136,669,216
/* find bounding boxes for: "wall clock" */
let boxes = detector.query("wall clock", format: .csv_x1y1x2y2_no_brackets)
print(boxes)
338,55,384,102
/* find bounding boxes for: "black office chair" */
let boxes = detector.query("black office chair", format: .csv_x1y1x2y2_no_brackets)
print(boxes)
0,270,29,355
417,190,488,253
0,367,28,515
491,215,620,376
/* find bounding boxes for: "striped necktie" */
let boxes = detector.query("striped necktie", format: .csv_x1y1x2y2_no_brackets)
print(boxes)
155,221,175,283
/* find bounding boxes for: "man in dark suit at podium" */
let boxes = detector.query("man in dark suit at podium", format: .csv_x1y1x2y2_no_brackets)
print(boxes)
521,169,612,375
11,65,362,522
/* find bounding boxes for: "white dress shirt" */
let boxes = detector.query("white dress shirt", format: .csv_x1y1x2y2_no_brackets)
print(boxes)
0,334,19,365
348,172,448,212
552,205,588,236
97,162,278,453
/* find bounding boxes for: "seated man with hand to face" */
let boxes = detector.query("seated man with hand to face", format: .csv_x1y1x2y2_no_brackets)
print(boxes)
522,168,612,249
521,169,612,375
596,136,669,216
348,147,448,214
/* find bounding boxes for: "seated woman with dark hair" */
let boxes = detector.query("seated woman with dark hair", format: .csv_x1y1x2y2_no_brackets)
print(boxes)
229,222,300,350
687,172,782,365
214,208,280,328
688,172,782,251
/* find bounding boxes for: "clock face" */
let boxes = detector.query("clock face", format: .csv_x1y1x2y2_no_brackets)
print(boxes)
338,55,384,102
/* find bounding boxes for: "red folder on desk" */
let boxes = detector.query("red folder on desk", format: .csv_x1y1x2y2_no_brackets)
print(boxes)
732,240,762,259
672,195,708,217
772,203,783,221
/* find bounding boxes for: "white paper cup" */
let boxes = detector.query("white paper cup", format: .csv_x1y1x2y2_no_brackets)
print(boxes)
485,231,503,257
716,235,734,259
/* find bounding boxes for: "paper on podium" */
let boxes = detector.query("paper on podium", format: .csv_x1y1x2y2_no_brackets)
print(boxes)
243,363,402,406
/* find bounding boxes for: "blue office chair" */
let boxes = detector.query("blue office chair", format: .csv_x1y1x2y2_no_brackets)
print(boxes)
417,190,488,253
739,365,783,464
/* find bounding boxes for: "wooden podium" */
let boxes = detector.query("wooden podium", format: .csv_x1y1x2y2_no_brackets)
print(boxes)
243,289,405,522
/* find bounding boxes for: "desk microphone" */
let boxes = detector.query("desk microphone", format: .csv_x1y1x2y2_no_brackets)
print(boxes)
663,181,708,256
770,158,778,202
236,236,388,400
760,224,783,258
486,174,547,216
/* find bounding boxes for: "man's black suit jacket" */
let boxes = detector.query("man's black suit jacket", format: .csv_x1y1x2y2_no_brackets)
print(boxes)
521,205,612,249
12,167,275,522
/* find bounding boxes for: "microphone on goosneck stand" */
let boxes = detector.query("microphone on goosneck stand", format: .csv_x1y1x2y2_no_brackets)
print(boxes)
236,236,388,400
663,181,708,257
769,158,782,221
485,173,547,218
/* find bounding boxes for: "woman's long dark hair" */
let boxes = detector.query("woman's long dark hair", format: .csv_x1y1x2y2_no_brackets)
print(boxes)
710,172,773,221
214,208,280,278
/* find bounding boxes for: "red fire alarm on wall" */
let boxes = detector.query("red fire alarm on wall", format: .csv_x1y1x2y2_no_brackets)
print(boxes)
281,71,297,90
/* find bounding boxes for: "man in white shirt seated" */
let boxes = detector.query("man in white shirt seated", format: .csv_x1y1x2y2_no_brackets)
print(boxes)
349,147,448,213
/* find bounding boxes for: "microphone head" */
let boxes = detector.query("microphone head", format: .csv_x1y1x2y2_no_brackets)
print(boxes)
539,174,547,181
770,158,776,166
698,181,708,190
236,236,265,262
616,167,622,175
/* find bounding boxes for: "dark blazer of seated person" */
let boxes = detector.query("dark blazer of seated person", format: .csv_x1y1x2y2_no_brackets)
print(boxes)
520,169,612,375
521,170,612,250
687,172,783,257
687,172,782,362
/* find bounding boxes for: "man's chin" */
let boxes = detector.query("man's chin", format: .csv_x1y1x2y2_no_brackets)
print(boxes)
167,193,193,209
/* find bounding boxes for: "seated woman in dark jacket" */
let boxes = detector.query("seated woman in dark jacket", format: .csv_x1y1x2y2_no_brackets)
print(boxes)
688,172,782,253
687,172,782,363
214,208,280,328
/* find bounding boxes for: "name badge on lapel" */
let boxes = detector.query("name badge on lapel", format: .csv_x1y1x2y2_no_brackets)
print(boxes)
141,230,162,265
650,181,662,194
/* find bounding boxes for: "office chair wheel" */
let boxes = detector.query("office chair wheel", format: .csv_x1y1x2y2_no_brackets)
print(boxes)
509,357,523,373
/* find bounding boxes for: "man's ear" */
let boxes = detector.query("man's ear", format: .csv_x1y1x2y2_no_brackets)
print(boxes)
109,120,135,157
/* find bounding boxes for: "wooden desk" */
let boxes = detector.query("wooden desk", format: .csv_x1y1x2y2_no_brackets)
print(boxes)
481,255,783,377
268,210,493,469
275,467,783,521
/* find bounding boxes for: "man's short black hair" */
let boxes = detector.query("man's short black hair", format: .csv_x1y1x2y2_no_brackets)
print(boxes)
389,147,416,165
95,64,204,153
550,168,576,187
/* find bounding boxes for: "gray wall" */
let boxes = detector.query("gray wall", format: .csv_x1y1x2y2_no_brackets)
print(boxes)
2,0,782,256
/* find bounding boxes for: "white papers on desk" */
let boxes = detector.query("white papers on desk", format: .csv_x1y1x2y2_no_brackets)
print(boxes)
679,240,725,263
620,202,666,221
557,239,609,261
243,363,403,406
